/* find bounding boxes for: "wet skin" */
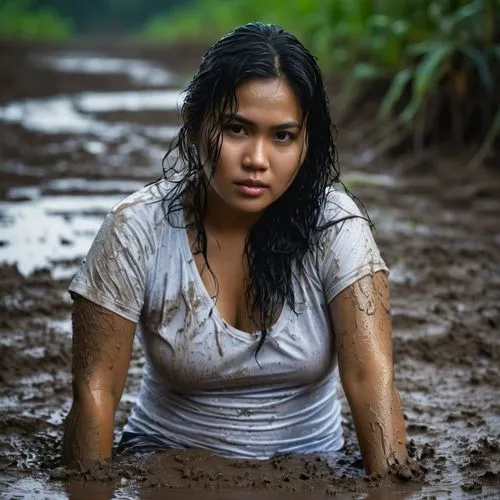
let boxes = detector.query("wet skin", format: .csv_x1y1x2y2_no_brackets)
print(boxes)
63,77,407,474
191,77,308,332
329,271,407,473
63,298,135,465
201,77,308,230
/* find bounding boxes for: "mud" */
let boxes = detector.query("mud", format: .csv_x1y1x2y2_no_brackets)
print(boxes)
0,39,499,499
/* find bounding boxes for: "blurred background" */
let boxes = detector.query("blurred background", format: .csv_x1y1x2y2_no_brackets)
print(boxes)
1,1,500,499
1,0,500,163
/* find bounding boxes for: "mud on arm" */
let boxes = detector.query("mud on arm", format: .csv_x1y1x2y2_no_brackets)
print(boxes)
329,270,407,474
63,295,136,468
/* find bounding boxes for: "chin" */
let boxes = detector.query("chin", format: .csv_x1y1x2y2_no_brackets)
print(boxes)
220,200,267,217
232,202,268,214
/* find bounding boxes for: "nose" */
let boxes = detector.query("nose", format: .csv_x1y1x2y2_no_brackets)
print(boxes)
242,137,270,171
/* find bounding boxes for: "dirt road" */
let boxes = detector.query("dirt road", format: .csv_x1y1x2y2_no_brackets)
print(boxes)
0,39,499,499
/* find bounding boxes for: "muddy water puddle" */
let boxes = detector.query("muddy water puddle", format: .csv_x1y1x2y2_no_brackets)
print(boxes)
0,473,429,500
1,42,499,499
38,53,177,87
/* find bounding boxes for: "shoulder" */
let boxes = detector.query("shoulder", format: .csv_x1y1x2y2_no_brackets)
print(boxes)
96,179,178,253
110,179,173,220
321,186,364,222
311,188,388,302
314,186,375,258
317,187,367,246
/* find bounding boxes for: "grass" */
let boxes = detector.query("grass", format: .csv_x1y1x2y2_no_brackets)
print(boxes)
0,0,72,39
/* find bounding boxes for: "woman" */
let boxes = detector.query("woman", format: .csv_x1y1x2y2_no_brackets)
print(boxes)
63,22,407,475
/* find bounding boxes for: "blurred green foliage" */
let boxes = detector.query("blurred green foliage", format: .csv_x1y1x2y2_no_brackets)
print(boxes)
0,0,72,38
1,0,498,160
144,0,500,162
0,0,190,37
28,0,189,35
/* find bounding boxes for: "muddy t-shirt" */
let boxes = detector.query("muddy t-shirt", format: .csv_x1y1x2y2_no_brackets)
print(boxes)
68,179,388,459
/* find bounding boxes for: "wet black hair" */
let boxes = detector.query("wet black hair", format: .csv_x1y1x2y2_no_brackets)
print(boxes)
162,22,355,357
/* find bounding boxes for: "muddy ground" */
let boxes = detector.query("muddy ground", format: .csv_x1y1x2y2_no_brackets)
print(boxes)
0,39,499,499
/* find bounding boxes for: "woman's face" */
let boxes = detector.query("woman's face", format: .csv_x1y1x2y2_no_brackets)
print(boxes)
200,77,307,217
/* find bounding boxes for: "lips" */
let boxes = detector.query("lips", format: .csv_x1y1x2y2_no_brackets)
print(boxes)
235,179,268,188
235,180,268,197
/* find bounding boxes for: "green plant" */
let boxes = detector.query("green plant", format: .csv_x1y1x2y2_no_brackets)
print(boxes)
141,0,326,44
0,0,72,39
378,0,500,163
141,0,500,165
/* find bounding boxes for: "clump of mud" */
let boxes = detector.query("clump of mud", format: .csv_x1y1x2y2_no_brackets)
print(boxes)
46,445,428,496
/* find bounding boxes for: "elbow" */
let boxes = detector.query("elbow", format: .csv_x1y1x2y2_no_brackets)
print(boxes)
72,378,118,416
341,361,395,398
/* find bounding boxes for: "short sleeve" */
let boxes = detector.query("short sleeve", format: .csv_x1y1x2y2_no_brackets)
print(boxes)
319,190,388,303
68,203,157,322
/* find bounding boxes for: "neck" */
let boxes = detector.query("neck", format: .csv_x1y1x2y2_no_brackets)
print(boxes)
204,185,261,236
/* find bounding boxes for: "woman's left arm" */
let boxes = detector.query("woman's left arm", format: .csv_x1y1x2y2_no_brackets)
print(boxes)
328,270,407,474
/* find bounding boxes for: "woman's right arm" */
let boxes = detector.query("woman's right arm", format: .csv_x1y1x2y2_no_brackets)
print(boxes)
63,294,136,468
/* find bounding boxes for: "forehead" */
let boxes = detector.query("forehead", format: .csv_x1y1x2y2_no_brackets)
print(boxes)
233,78,303,122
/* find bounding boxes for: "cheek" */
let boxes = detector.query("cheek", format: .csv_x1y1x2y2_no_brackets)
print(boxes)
278,147,306,189
201,139,231,180
213,135,235,162
278,145,306,176
209,156,234,193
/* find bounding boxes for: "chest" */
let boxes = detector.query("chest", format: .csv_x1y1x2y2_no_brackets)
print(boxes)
140,225,335,390
192,233,255,333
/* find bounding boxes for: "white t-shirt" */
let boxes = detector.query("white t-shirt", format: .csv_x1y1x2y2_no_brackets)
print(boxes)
68,179,388,459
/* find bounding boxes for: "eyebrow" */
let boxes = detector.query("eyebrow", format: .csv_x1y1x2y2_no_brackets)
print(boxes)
224,113,302,130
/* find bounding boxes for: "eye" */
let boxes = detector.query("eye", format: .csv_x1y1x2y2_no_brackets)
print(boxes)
225,123,245,136
274,130,293,142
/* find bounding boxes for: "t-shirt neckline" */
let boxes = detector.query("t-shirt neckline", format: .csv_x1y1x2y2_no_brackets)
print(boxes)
177,209,291,343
